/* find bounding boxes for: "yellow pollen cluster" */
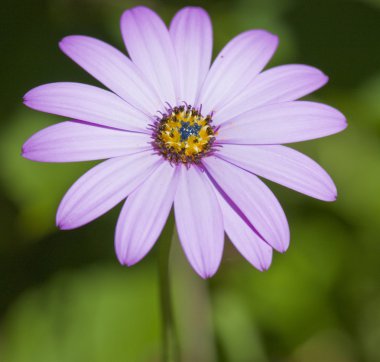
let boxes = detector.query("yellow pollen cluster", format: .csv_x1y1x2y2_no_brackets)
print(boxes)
153,105,216,164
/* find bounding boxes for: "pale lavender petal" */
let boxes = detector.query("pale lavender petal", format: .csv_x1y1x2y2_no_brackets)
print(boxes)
203,156,289,252
23,82,151,132
216,193,272,271
22,121,151,163
121,6,178,105
115,162,178,266
57,151,161,230
174,165,224,278
215,64,329,124
197,30,278,116
170,7,212,105
59,35,162,115
218,144,337,201
218,101,347,144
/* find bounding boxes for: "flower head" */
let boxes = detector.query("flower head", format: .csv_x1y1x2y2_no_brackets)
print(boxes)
22,6,346,278
151,104,217,164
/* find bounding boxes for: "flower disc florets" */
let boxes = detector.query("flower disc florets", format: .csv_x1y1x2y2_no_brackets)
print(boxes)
151,104,216,164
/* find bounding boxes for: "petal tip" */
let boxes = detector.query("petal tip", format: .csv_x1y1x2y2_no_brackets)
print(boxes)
275,235,290,253
192,264,218,279
115,249,125,265
56,220,68,230
256,30,279,45
58,37,67,46
342,118,348,129
305,66,329,83
323,185,338,201
59,35,87,54
118,256,139,268
125,260,138,267
23,98,33,110
334,116,348,135
323,194,337,202
321,180,338,202
315,72,329,88
181,6,209,16
23,88,39,105
56,213,73,230
58,37,70,51
131,5,150,11
121,5,150,19
115,244,142,268
59,35,76,43
333,108,347,126
258,256,272,271
20,144,30,159
198,270,215,279
22,92,30,103
259,30,279,45
278,244,289,254
258,264,270,272
271,33,280,42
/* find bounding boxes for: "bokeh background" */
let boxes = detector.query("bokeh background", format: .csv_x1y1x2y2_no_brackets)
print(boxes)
1,0,380,361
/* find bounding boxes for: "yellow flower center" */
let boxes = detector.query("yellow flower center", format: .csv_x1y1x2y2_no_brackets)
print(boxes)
152,105,216,164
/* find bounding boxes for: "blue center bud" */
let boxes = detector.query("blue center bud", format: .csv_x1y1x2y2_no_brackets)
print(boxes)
179,121,202,141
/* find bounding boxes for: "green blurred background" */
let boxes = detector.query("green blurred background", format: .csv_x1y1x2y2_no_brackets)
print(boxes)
1,0,380,361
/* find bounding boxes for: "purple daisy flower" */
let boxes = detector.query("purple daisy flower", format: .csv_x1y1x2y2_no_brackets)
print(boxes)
22,6,346,278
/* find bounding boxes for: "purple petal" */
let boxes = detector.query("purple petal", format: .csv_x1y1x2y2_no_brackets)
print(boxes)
170,7,212,105
218,144,337,201
203,156,289,252
115,162,178,266
23,82,150,132
56,151,161,230
218,101,347,144
22,121,151,163
198,30,278,116
174,165,224,278
216,193,273,271
121,6,178,106
59,35,162,115
214,64,329,124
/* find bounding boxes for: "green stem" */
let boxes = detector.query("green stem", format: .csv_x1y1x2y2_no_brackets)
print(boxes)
158,213,180,362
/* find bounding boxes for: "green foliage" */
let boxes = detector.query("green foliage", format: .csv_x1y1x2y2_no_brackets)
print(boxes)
3,265,160,362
